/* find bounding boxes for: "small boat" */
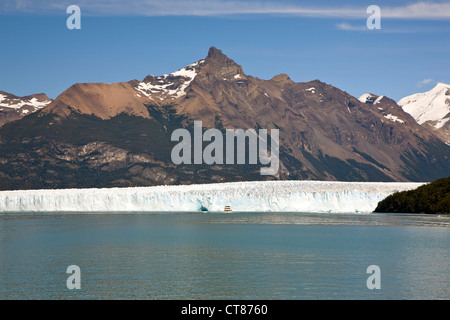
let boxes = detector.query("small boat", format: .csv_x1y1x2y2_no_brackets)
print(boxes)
223,205,232,213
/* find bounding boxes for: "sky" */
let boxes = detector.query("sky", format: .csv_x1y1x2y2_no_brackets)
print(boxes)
0,0,449,101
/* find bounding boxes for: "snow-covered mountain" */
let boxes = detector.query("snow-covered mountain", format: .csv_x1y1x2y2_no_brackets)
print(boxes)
398,83,450,143
0,91,52,126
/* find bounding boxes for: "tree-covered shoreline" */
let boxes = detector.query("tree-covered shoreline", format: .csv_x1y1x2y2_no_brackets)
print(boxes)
374,177,450,214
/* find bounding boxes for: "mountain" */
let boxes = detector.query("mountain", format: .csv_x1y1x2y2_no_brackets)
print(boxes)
0,91,52,126
42,60,206,119
398,83,450,144
0,47,449,190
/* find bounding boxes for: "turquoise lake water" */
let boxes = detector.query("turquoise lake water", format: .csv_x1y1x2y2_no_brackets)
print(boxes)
0,212,448,299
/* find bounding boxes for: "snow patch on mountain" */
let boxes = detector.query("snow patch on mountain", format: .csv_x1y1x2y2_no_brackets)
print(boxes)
0,95,51,110
135,60,204,100
358,93,375,104
374,96,384,105
359,93,385,105
385,114,405,124
435,118,450,129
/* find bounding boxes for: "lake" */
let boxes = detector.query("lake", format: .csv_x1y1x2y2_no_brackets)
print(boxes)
0,212,448,299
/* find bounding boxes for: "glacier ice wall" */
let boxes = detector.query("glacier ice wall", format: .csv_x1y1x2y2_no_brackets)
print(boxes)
0,181,425,213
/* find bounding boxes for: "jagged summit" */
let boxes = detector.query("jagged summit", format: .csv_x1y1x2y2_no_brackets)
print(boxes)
202,46,245,79
42,47,251,120
131,47,246,105
207,46,225,58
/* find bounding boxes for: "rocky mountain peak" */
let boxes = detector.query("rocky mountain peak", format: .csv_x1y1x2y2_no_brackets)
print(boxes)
202,47,244,79
207,46,225,58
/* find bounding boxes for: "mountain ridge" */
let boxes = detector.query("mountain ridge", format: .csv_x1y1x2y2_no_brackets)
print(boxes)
0,91,52,126
0,47,449,190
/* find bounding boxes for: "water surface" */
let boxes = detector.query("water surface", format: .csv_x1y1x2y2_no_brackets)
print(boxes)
0,212,448,299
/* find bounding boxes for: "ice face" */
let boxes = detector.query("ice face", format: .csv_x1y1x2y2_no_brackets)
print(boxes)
0,181,425,214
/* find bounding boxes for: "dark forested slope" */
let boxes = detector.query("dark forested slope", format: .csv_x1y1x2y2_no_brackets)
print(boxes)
374,177,450,214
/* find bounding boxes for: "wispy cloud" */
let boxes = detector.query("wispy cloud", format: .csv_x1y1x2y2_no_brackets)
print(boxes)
416,78,436,88
1,0,450,20
336,23,367,31
382,2,450,19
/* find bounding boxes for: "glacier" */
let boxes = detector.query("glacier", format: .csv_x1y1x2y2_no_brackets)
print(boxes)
0,181,425,213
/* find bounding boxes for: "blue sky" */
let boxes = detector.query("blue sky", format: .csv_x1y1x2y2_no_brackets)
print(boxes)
0,0,449,101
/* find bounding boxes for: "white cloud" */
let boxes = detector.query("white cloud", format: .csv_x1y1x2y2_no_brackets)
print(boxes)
336,23,367,31
1,0,450,20
416,78,436,87
382,2,450,19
